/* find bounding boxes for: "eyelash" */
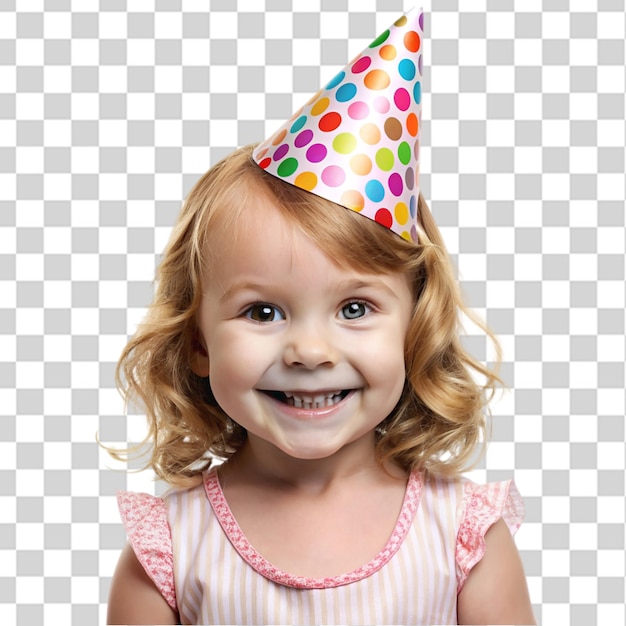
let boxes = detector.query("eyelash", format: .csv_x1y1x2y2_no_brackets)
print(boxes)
241,300,374,323
242,303,285,323
339,300,372,320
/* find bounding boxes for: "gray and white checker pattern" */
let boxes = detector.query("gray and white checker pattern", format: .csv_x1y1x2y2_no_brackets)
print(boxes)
2,1,625,624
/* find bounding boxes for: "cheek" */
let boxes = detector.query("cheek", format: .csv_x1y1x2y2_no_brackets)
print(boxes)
374,340,408,397
356,343,406,400
207,331,266,388
362,328,407,369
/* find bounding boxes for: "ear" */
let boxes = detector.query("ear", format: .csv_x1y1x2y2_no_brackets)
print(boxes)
190,332,209,377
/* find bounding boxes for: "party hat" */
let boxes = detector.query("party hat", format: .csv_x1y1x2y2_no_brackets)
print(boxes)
253,6,424,242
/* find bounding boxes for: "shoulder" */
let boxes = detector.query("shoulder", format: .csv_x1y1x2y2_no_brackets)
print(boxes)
107,542,179,625
455,478,535,624
109,475,212,624
455,478,524,582
457,518,536,624
116,477,209,572
115,490,177,608
117,490,174,569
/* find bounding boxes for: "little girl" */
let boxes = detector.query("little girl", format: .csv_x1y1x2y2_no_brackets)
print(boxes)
107,8,535,625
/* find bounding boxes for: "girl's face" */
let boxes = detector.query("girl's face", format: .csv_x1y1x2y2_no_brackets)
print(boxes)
193,198,413,463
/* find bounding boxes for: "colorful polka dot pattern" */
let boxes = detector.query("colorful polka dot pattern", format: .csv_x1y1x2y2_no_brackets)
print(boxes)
253,6,424,242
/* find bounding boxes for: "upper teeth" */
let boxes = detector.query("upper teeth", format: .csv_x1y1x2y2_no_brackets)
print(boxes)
284,391,344,409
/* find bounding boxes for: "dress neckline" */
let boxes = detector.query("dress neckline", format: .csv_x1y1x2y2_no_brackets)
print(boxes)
203,468,423,589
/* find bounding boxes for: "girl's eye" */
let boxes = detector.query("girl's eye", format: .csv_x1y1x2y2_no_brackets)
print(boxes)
244,304,285,323
340,301,370,320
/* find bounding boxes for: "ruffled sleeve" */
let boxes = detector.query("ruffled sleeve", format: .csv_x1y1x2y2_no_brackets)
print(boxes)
455,480,525,592
117,491,177,610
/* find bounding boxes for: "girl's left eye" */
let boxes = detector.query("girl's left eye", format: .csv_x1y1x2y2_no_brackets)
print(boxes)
339,301,371,320
243,304,285,323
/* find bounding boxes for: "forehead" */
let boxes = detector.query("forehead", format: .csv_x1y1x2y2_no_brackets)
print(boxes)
205,197,312,276
205,190,294,250
205,197,412,300
199,168,413,282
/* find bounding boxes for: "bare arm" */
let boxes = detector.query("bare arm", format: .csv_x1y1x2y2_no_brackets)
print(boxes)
107,543,179,625
457,518,536,625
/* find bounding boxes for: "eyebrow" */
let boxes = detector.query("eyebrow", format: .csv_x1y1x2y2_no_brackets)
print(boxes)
217,276,401,304
334,278,400,299
218,281,268,303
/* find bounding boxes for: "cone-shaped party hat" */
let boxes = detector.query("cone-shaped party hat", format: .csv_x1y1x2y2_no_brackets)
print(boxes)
253,6,424,242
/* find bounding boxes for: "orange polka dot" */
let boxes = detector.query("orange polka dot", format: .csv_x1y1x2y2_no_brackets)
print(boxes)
311,97,330,116
359,123,381,145
379,44,397,61
272,129,287,146
349,154,372,176
404,31,421,53
294,171,318,192
341,190,365,211
406,112,418,137
364,69,391,91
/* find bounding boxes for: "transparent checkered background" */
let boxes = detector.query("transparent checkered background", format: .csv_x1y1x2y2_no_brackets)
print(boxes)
2,1,625,624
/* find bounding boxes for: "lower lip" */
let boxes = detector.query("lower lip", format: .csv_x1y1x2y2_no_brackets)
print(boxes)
264,390,356,420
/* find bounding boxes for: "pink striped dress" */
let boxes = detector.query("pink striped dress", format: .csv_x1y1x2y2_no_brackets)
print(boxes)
117,470,523,625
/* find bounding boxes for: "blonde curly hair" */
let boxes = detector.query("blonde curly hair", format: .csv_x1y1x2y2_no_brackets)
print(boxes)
108,144,501,486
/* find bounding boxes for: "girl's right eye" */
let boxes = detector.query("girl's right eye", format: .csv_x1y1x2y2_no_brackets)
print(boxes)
243,304,285,323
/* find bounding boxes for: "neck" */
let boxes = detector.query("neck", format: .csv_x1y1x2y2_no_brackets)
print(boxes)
222,432,405,495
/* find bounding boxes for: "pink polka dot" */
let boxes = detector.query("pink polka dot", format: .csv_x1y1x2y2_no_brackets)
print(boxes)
321,165,345,187
348,101,369,120
306,143,327,163
352,56,372,74
394,88,411,112
374,97,390,114
388,172,403,197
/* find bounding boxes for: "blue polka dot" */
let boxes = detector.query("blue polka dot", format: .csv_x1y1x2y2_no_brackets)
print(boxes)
409,194,417,217
399,59,416,81
365,180,385,203
290,115,307,133
326,71,346,90
413,81,422,104
336,83,357,103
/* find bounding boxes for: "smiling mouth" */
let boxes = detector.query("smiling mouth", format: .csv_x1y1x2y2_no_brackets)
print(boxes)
261,390,352,410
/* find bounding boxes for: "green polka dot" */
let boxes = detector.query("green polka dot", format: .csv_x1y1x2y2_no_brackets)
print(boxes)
369,30,390,48
277,157,299,178
333,132,357,154
398,142,411,165
376,148,394,172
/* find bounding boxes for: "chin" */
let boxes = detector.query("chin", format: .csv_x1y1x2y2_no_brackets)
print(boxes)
274,434,362,462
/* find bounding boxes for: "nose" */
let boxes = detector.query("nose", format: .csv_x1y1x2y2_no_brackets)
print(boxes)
283,322,339,370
